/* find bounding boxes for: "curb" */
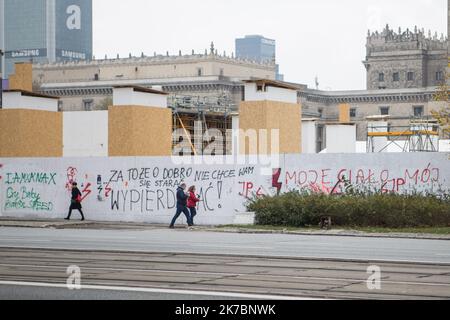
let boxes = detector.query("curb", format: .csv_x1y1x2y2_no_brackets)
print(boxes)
202,228,450,241
0,219,449,241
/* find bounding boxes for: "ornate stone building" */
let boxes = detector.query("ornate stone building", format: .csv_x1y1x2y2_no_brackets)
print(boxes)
33,43,276,112
363,25,447,90
29,20,448,152
298,86,445,151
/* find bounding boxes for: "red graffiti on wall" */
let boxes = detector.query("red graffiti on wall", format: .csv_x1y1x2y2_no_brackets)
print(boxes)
239,181,265,199
238,181,254,198
308,182,334,194
65,167,78,191
64,166,94,201
272,168,282,195
81,182,93,201
104,183,112,198
285,163,442,194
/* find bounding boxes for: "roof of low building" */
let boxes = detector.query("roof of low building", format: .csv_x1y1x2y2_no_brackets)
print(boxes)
4,89,59,100
243,79,301,91
113,85,169,95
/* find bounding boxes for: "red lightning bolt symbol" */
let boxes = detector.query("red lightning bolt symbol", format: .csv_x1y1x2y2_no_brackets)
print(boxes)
81,183,92,201
272,168,282,195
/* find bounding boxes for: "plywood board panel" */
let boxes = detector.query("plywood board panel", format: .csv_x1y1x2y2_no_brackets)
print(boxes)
239,101,302,155
109,106,172,156
0,109,62,157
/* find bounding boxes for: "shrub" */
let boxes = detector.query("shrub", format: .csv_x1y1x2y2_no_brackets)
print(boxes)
247,192,450,228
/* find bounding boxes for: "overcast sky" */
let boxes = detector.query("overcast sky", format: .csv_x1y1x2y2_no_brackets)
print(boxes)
93,0,447,90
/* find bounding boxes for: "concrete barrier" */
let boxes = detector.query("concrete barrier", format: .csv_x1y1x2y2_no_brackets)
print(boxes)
0,153,448,225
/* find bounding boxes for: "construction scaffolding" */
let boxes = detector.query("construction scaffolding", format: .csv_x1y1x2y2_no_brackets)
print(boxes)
169,92,236,155
367,117,440,153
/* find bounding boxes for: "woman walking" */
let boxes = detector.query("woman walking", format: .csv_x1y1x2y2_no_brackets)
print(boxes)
65,182,85,221
169,183,193,228
187,186,200,226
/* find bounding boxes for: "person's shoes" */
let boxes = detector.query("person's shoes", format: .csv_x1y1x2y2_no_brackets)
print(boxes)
81,218,85,221
169,226,174,229
64,218,70,220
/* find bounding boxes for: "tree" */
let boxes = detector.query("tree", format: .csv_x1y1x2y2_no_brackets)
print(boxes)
96,96,113,110
431,70,450,137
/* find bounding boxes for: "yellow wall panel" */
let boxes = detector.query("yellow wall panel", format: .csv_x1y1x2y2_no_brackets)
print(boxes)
339,103,351,123
109,106,173,156
239,100,302,155
9,63,33,92
0,109,62,157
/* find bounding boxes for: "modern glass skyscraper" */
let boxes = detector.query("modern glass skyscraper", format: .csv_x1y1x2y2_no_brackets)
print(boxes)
235,35,276,63
0,0,92,78
235,35,283,80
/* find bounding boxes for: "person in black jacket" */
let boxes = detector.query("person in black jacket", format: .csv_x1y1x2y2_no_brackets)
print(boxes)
169,183,193,228
65,182,85,221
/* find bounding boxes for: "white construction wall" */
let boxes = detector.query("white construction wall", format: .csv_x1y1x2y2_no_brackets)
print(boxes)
440,140,450,152
0,153,448,225
244,83,297,104
113,87,167,108
3,91,58,112
63,111,108,157
302,120,317,154
326,125,356,153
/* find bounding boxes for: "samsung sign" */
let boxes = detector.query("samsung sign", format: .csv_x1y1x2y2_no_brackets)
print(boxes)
58,50,86,60
6,49,47,59
56,0,92,60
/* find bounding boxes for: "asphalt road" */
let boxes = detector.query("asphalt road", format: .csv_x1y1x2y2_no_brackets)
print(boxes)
0,247,449,300
0,227,449,300
0,226,449,264
0,284,239,300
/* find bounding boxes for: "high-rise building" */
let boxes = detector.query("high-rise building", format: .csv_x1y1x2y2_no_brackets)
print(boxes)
235,35,284,80
235,35,276,63
0,0,92,78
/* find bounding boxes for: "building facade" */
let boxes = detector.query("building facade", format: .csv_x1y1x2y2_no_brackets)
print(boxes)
33,49,277,112
363,25,447,90
235,35,276,63
30,19,448,153
298,87,445,151
235,35,284,80
1,0,92,78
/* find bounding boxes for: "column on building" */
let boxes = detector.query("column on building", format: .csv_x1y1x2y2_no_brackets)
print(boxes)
0,90,62,157
239,79,302,155
108,86,173,157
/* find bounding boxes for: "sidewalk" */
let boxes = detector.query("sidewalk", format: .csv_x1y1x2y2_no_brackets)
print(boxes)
0,217,164,230
0,217,449,240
